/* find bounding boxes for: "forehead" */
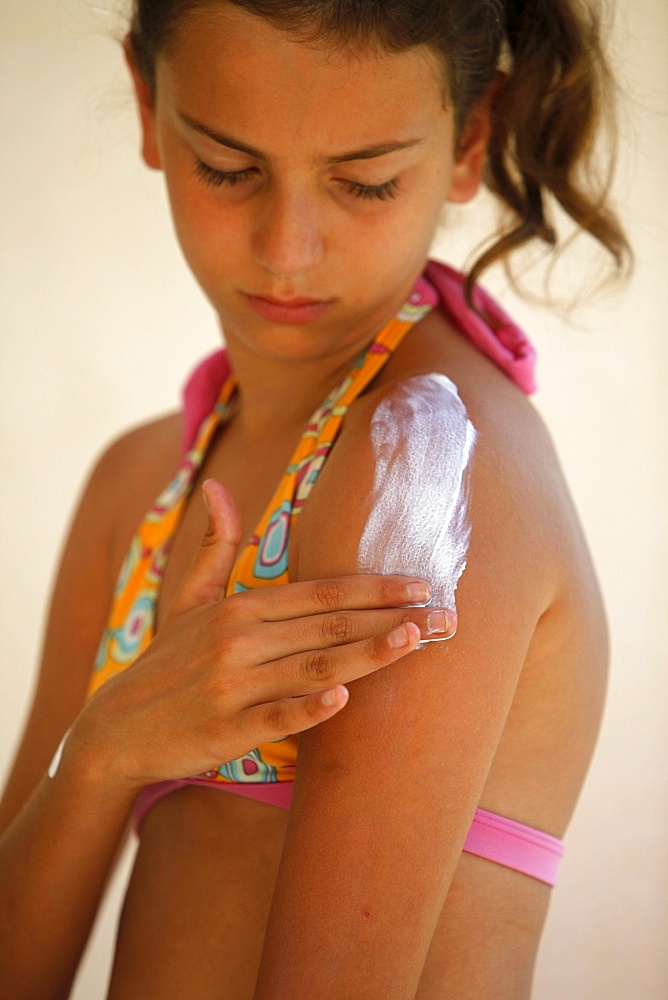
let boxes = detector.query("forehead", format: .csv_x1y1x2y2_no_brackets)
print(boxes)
156,5,450,156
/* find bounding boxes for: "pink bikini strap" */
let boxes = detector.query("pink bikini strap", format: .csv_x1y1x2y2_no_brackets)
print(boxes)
181,348,232,453
134,781,562,886
424,260,537,394
464,808,564,887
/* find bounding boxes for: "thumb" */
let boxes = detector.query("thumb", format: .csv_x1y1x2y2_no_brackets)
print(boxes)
168,479,242,616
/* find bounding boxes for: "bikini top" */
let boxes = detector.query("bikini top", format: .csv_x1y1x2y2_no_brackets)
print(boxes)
87,260,537,787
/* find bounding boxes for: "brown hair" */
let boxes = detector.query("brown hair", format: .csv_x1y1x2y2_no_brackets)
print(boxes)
129,0,631,297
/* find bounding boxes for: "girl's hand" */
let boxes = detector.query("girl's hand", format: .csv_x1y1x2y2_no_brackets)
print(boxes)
71,480,454,790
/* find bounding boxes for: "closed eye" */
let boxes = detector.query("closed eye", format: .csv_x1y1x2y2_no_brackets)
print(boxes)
194,159,400,202
340,179,400,201
194,160,257,187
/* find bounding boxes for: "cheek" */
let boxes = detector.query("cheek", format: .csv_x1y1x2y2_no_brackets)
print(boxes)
164,177,240,273
345,188,443,272
157,131,231,254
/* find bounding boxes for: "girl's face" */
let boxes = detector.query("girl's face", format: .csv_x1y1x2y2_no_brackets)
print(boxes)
129,4,488,364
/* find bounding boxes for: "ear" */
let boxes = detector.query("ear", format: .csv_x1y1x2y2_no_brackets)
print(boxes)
124,34,162,171
447,74,504,205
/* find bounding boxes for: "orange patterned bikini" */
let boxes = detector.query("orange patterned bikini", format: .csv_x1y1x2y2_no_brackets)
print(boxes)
87,275,436,783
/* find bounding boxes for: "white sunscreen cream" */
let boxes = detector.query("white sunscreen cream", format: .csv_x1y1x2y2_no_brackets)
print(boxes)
358,374,477,638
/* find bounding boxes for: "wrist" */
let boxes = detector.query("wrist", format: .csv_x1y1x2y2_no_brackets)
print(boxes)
34,716,140,839
55,704,144,806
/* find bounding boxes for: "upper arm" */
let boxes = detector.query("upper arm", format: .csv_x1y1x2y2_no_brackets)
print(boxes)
0,415,180,830
292,377,548,825
257,379,554,995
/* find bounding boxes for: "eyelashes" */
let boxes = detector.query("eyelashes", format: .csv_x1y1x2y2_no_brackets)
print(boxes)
193,160,399,202
342,178,400,202
194,161,255,188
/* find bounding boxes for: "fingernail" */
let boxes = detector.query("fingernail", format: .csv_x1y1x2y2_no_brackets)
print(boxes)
322,685,348,707
427,610,450,635
388,624,409,648
405,582,431,605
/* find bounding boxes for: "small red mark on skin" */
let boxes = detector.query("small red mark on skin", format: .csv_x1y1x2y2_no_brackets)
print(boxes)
362,908,372,920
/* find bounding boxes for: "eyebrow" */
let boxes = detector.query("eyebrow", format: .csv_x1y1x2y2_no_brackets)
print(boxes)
179,113,424,164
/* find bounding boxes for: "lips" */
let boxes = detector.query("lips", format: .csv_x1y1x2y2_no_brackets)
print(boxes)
260,295,323,307
244,292,333,325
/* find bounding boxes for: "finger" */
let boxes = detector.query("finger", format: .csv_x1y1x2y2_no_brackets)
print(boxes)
237,622,421,743
256,621,423,701
229,574,432,623
418,609,457,643
252,606,456,662
228,686,350,752
169,479,242,616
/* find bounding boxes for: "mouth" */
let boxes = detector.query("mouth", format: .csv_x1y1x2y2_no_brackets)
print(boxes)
261,294,325,306
244,292,333,325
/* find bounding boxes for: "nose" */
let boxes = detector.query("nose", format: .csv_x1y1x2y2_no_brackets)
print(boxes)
253,182,326,278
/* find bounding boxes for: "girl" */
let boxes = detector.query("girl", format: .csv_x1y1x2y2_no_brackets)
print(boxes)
0,2,630,998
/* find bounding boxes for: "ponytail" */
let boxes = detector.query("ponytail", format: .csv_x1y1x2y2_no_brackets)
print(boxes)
470,0,631,295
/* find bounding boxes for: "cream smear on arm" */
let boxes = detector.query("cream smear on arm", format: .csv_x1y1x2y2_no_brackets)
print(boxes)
358,374,477,639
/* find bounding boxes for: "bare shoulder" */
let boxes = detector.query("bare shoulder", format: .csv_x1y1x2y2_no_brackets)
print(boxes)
296,310,574,608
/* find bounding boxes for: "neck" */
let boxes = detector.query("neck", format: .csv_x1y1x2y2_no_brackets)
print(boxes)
224,342,360,443
218,266,426,441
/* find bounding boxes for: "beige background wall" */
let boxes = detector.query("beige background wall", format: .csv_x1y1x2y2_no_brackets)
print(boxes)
1,1,666,996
